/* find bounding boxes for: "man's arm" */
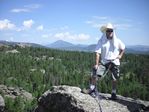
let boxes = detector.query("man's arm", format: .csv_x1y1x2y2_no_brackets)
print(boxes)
95,52,100,69
117,49,125,59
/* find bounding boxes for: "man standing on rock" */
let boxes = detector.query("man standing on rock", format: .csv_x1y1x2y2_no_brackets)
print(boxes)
83,23,125,100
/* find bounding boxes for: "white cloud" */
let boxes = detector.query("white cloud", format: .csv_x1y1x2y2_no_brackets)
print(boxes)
16,28,23,32
86,16,134,30
24,4,42,9
60,26,69,30
92,16,108,20
10,8,30,13
85,20,103,28
85,20,94,24
0,19,16,30
77,34,90,41
115,23,133,30
54,32,90,42
42,34,49,38
37,25,43,31
10,37,14,41
10,4,42,13
23,19,34,28
42,34,52,38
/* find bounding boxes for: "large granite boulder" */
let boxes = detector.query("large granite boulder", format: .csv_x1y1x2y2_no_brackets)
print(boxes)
34,85,149,112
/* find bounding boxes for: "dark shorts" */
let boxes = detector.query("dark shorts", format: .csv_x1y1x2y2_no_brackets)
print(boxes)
92,62,120,81
105,62,120,80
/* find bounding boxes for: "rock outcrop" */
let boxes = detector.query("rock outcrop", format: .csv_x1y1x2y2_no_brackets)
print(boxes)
0,85,33,101
34,85,149,112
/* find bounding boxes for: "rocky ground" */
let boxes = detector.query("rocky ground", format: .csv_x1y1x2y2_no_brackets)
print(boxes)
0,84,33,112
0,85,33,101
34,85,149,112
0,84,149,112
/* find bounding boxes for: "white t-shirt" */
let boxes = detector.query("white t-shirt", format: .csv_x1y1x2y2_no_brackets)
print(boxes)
95,37,125,65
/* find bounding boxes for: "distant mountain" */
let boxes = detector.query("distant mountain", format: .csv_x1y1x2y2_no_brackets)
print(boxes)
46,40,74,48
127,45,149,52
46,40,149,54
86,44,96,51
1,40,149,54
126,45,149,54
46,40,88,51
0,40,46,48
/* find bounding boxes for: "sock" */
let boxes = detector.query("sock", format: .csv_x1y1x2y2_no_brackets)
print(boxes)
112,89,116,94
90,84,95,90
112,80,117,94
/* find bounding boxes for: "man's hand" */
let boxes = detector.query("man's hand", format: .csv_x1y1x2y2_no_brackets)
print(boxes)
94,64,98,70
117,49,125,59
116,55,122,59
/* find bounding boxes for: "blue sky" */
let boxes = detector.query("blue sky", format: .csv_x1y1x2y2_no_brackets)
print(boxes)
0,0,149,46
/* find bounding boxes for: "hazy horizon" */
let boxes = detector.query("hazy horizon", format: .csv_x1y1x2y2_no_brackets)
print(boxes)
1,39,149,47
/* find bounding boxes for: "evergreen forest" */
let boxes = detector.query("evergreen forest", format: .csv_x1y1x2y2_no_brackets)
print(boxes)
0,45,149,111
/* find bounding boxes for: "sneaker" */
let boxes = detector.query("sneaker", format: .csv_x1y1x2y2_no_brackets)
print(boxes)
110,93,117,100
81,88,94,94
81,88,98,98
90,91,97,98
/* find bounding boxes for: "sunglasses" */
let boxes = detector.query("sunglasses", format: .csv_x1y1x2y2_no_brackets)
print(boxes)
106,29,113,32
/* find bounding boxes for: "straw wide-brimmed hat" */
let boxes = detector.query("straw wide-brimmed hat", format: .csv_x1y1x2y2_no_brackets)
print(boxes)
100,23,115,33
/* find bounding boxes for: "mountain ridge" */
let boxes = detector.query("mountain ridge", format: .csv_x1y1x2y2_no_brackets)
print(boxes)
46,40,149,54
46,40,74,48
1,40,149,54
0,40,46,48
